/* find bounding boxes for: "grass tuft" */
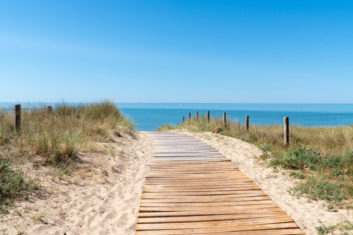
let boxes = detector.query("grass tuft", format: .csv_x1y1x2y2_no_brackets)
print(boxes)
0,159,34,213
271,146,321,170
316,221,353,234
292,175,346,202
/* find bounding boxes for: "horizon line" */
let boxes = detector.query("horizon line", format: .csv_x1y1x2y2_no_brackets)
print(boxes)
1,101,353,105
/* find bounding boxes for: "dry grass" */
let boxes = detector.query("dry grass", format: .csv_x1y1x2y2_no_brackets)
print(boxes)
159,116,353,207
0,101,134,165
0,101,134,211
160,117,353,154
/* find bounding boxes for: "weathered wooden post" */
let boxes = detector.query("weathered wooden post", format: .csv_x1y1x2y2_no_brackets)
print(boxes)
196,111,199,119
188,112,191,121
207,110,210,122
284,117,289,146
245,115,250,132
15,104,21,132
223,112,227,126
48,106,52,113
182,116,185,123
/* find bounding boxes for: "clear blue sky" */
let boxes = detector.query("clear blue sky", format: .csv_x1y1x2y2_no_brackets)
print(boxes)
1,0,353,103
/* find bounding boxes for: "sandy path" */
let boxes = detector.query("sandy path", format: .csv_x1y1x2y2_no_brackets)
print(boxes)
178,131,353,235
0,131,153,235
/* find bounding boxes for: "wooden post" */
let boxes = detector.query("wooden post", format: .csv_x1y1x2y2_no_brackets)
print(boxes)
284,117,289,146
245,115,250,132
188,112,191,121
196,111,199,119
182,116,185,123
207,110,210,122
223,112,227,126
48,106,52,113
15,104,21,132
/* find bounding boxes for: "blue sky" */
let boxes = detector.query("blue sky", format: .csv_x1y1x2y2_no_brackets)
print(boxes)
1,0,353,103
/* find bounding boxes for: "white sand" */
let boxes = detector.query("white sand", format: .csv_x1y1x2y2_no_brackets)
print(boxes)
179,131,353,235
0,132,152,235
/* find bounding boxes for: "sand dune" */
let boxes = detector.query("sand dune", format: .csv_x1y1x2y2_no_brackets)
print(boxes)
0,132,152,235
3,129,352,234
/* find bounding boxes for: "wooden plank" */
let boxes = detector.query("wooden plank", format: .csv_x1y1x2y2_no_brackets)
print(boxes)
144,180,256,184
148,168,237,171
146,173,249,177
136,222,300,234
136,216,294,230
143,187,261,192
136,228,304,235
135,132,303,235
137,208,285,217
139,201,276,207
213,229,305,235
141,192,268,198
137,213,287,223
148,162,234,167
139,204,279,212
144,178,255,182
142,192,267,198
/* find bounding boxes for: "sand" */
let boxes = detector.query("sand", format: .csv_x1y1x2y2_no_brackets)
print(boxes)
0,131,153,235
178,131,353,234
2,129,352,234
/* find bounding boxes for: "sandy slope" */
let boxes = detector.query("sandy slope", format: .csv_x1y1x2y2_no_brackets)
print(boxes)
180,131,353,235
0,132,152,235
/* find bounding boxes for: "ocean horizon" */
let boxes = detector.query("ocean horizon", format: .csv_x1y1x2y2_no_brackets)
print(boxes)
2,103,353,131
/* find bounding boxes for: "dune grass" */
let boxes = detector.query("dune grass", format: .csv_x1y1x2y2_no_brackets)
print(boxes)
316,221,353,235
159,116,353,207
0,101,134,212
0,159,35,213
1,101,134,165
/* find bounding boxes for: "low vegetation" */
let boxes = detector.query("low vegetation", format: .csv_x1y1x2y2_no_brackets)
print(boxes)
159,116,353,208
0,101,134,212
0,159,35,213
316,221,353,235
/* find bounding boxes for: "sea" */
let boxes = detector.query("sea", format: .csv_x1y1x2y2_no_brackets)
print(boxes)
1,103,353,131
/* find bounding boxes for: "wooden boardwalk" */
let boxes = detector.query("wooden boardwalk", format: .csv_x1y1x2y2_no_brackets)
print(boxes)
136,132,304,235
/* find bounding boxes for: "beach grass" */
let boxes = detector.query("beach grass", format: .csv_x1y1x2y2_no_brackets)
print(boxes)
158,116,353,207
316,221,353,235
0,159,36,213
0,101,134,211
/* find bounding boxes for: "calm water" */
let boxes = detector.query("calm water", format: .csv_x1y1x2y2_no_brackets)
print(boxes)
118,103,353,131
2,103,353,131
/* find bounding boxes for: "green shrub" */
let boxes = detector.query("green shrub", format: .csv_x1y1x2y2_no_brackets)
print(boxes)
316,221,353,235
323,155,344,169
275,146,321,170
0,159,33,213
293,176,345,202
316,225,337,235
